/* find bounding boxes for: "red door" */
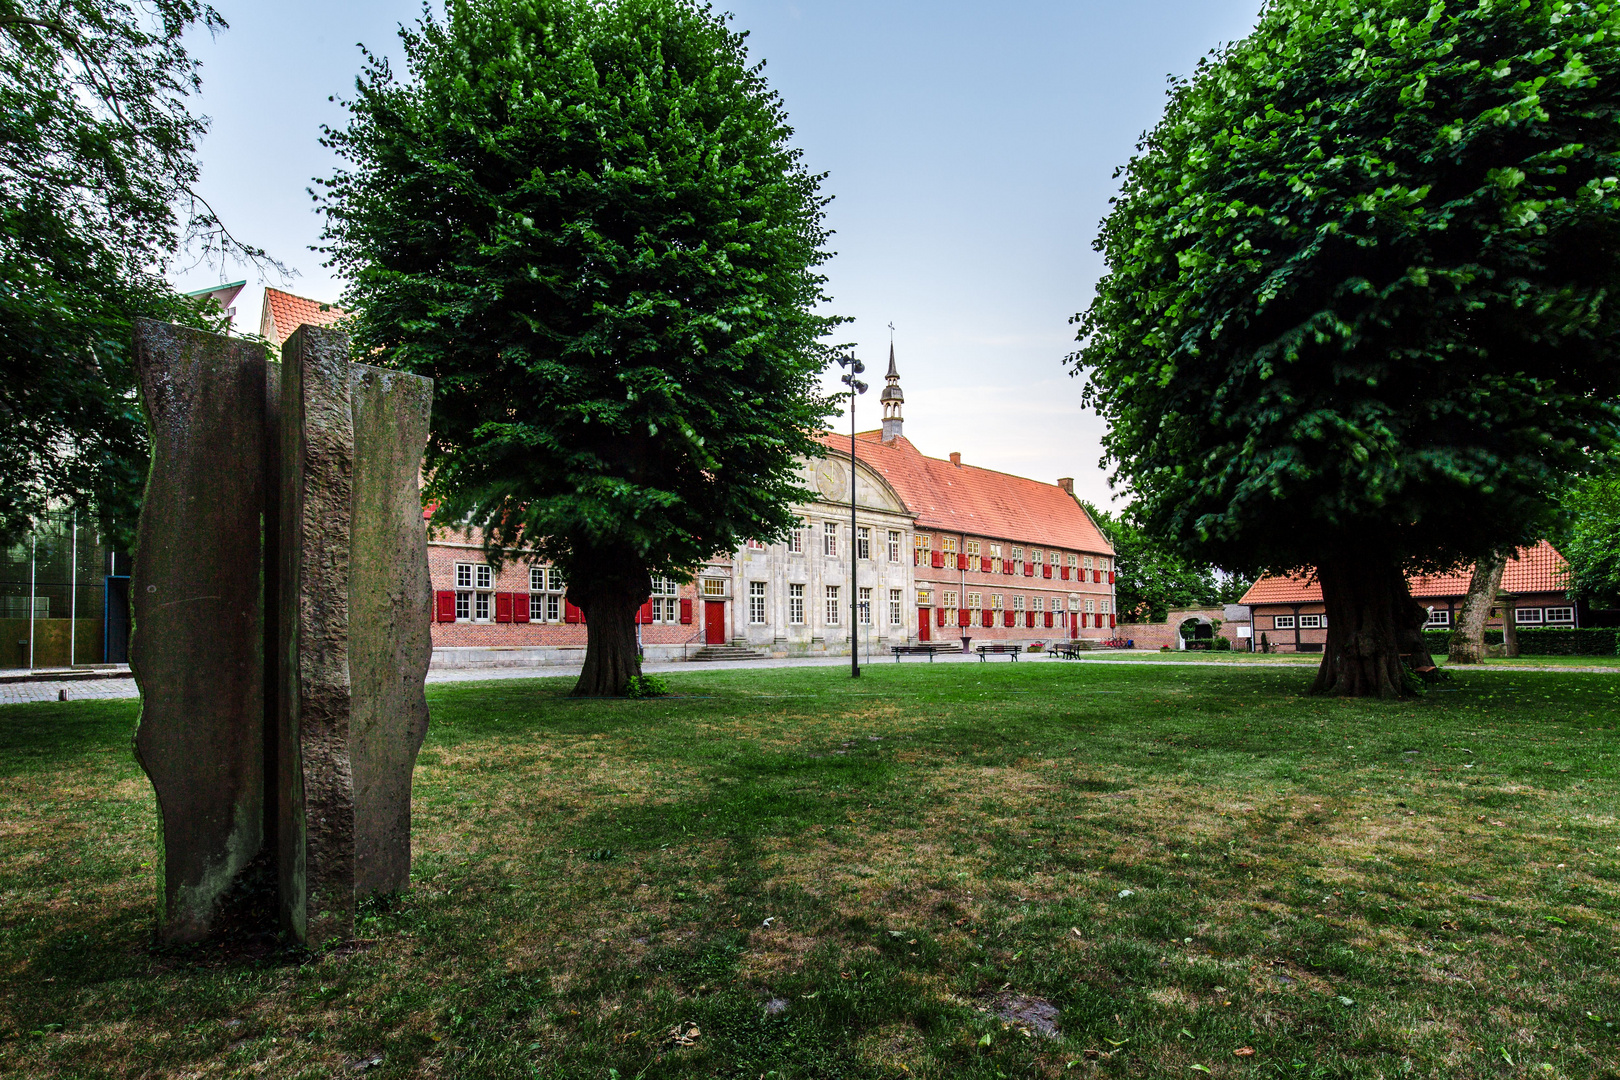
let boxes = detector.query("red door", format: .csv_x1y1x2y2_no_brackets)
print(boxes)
918,608,931,642
704,601,726,644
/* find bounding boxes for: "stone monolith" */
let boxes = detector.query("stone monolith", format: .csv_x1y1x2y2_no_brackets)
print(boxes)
129,320,272,943
349,364,434,896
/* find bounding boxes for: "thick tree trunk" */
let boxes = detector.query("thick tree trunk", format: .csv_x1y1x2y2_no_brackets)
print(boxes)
1311,554,1432,698
1448,552,1507,664
567,551,652,697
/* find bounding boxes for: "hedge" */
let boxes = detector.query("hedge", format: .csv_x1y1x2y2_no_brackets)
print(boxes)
1421,627,1620,656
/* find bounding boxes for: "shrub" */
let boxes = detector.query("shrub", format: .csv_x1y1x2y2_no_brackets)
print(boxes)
1423,626,1619,656
624,673,672,698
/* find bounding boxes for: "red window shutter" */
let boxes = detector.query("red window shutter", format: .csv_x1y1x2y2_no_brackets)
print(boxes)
955,553,966,571
1024,562,1034,576
640,601,654,624
1044,611,1054,628
981,557,991,573
982,608,993,626
1000,611,1011,627
1110,613,1117,628
495,592,513,623
1060,566,1069,580
1109,571,1116,584
958,608,970,627
1043,564,1052,578
1025,611,1035,628
932,550,944,568
565,601,582,624
514,593,531,624
680,598,694,624
435,590,456,623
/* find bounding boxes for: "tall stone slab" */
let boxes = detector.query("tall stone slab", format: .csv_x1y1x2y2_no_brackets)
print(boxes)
277,325,357,945
349,364,434,896
129,320,271,943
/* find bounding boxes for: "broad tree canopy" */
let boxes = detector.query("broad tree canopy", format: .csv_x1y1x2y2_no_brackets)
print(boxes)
1071,0,1620,694
321,0,839,693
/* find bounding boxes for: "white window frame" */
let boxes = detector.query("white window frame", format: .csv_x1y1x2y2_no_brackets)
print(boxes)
789,583,805,625
473,591,491,621
858,586,872,626
823,521,839,557
1425,608,1451,627
703,577,727,597
889,589,902,626
887,530,902,563
1515,607,1544,625
1012,595,1025,612
966,539,980,558
942,537,957,556
475,564,493,590
789,517,806,554
1298,614,1324,629
1544,606,1575,624
1274,615,1297,629
1033,596,1044,613
856,526,871,561
749,580,767,625
455,563,474,589
825,585,841,626
455,592,471,620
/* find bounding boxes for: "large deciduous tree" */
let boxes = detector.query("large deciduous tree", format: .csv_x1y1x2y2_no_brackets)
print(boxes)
1071,0,1620,697
320,0,838,696
0,0,268,548
1558,473,1620,607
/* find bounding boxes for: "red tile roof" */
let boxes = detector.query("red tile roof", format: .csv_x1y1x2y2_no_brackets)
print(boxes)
258,287,349,347
1238,541,1569,605
818,432,1113,555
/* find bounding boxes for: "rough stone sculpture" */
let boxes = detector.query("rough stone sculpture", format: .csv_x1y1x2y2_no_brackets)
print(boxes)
130,320,272,943
130,319,432,947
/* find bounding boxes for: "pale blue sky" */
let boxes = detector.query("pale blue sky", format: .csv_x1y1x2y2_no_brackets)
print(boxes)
175,0,1265,507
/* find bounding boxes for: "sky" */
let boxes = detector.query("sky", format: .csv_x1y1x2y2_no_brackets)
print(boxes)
173,0,1266,508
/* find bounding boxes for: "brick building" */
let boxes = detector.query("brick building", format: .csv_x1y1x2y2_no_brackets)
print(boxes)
425,347,1116,667
1239,541,1574,653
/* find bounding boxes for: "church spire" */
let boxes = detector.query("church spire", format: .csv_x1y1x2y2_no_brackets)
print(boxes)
880,330,904,444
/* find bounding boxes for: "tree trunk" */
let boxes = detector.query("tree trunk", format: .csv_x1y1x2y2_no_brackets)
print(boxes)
1448,552,1506,664
567,551,652,697
1311,554,1432,698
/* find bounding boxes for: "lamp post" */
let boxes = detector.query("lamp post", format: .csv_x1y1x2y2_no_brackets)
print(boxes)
837,354,867,678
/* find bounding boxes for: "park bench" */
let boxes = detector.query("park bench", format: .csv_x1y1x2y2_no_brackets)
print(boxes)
975,643,1022,661
891,644,956,662
1049,641,1084,659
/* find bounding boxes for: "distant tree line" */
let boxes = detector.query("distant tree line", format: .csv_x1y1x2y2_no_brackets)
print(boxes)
1083,503,1252,623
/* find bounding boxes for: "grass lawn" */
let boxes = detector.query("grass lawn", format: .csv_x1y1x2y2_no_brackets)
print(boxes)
2,664,1617,1079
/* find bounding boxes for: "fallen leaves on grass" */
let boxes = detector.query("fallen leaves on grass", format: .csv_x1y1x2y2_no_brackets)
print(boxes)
667,1022,700,1047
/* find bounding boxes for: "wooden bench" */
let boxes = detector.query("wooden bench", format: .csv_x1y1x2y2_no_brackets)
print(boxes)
891,644,956,662
1050,641,1084,659
975,644,1022,661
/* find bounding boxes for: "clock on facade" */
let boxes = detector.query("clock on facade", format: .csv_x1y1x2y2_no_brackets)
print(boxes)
815,461,848,502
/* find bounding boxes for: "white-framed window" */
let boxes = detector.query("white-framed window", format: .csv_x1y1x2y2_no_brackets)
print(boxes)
1013,595,1025,612
825,585,841,626
856,526,871,560
455,592,471,620
942,590,957,624
887,530,902,563
1033,596,1044,613
1083,556,1093,571
789,517,806,554
1031,548,1042,565
1299,614,1324,629
546,594,560,621
1274,615,1297,629
1048,550,1060,566
917,589,932,607
990,543,1002,560
1544,606,1575,624
1052,597,1066,613
455,563,475,589
1100,600,1110,614
476,565,493,589
703,578,726,597
749,580,767,625
966,539,980,558
1099,558,1110,572
788,583,805,624
915,534,930,565
1085,599,1095,613
824,521,839,557
943,537,957,556
746,537,767,551
529,565,568,622
455,562,494,621
1426,608,1451,627
992,594,1004,611
652,576,679,623
889,589,902,626
529,566,546,592
858,586,872,625
474,591,491,620
1069,554,1079,569
966,593,981,619
1011,546,1023,562
1515,607,1544,624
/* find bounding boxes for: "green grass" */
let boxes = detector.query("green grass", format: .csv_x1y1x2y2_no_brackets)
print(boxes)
2,664,1618,1079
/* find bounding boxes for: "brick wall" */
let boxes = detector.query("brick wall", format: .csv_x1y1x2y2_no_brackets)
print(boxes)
1114,608,1239,650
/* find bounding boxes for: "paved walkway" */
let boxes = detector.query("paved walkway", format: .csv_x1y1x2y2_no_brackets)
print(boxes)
3,652,1613,705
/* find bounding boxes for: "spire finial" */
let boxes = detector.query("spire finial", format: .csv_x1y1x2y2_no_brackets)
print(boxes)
880,325,903,442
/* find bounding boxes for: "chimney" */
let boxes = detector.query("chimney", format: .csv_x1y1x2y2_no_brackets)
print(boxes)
949,452,961,468
1057,478,1074,495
